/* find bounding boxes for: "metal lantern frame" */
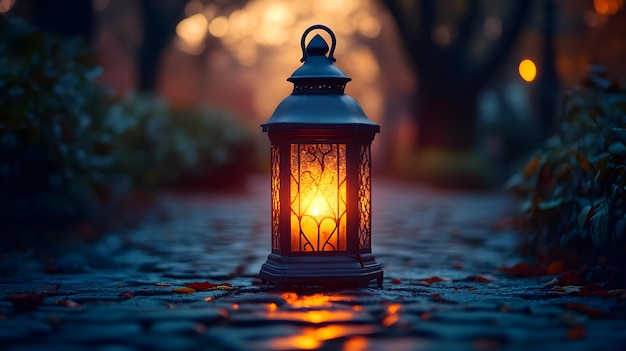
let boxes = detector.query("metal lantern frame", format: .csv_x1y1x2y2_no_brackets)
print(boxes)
260,25,383,289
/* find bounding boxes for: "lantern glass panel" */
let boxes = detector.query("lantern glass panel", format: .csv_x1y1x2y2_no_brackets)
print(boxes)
271,144,281,251
289,143,347,252
358,144,372,251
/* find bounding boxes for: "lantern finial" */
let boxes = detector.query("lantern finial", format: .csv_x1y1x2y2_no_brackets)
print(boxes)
299,24,337,62
305,34,329,58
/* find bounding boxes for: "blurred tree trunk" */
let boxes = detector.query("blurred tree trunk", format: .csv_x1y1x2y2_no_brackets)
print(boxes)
137,0,186,93
538,0,558,138
382,0,532,151
31,0,94,42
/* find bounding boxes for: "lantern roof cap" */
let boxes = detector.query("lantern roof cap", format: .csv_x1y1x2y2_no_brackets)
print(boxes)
287,33,351,83
262,25,379,133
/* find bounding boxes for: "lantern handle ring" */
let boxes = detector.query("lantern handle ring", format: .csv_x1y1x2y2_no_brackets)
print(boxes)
300,24,336,63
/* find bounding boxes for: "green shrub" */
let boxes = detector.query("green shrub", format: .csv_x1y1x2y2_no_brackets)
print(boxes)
508,66,626,267
107,94,255,190
0,16,117,224
0,16,256,230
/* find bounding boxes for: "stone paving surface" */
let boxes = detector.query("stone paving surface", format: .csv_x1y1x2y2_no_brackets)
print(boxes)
2,176,626,351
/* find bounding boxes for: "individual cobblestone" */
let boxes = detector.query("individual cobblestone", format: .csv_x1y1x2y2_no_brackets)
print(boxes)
1,176,626,350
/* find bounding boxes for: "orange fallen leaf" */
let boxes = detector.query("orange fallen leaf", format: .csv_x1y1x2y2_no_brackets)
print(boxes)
557,271,584,286
419,276,451,284
567,325,586,340
546,261,566,275
467,274,497,283
173,287,196,294
118,291,134,299
54,299,81,308
184,281,236,291
7,293,43,312
551,285,581,294
500,262,541,277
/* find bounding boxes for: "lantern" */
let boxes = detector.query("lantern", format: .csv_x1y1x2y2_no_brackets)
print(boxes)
260,25,383,288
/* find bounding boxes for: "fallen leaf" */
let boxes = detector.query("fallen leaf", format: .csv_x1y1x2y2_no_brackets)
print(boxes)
566,325,586,340
466,274,497,283
7,293,44,312
184,281,233,291
578,285,610,298
431,293,456,304
546,261,566,275
500,262,541,277
391,278,402,284
173,287,196,294
118,291,134,299
551,285,581,294
54,299,81,308
564,303,606,318
607,289,626,297
419,276,451,285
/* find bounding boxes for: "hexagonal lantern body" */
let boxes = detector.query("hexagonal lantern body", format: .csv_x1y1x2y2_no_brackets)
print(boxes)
260,25,383,289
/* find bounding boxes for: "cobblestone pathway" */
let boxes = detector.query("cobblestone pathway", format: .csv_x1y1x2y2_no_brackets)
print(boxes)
2,177,626,350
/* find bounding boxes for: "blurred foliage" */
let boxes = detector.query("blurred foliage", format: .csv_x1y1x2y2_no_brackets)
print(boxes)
508,66,626,268
108,94,255,190
394,149,495,189
0,16,115,225
0,16,255,229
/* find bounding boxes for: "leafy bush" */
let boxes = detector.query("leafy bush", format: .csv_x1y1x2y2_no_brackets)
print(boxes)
508,66,626,268
0,16,256,231
107,94,255,190
0,16,117,225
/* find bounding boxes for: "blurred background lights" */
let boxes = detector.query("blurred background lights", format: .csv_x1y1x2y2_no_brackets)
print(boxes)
518,59,537,82
176,13,209,54
0,0,15,13
594,0,624,15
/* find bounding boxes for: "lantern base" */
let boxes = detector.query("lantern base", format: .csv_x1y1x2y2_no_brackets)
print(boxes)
260,253,383,289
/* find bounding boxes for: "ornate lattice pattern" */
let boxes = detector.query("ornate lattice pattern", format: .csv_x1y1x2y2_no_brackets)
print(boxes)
358,144,372,251
290,144,347,252
271,144,280,251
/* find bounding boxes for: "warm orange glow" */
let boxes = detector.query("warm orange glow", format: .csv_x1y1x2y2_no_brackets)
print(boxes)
290,335,321,350
343,336,369,351
267,310,357,324
291,144,347,252
270,325,375,350
204,296,212,302
387,303,401,314
382,313,400,327
382,303,401,327
518,59,537,82
232,303,239,310
281,293,333,308
0,0,15,13
271,333,321,350
594,0,623,15
267,302,278,311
